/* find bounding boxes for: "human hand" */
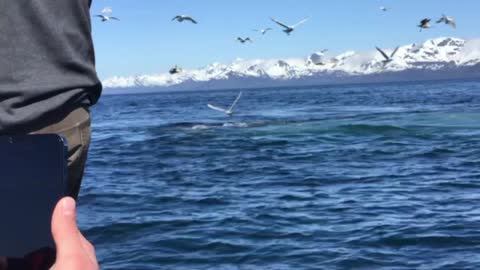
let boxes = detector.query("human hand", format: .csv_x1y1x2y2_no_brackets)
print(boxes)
0,257,6,270
50,197,98,270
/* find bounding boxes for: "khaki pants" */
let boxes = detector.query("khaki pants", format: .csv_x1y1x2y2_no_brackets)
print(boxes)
31,107,91,199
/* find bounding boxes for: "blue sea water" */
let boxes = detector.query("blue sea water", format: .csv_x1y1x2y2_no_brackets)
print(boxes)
79,80,480,270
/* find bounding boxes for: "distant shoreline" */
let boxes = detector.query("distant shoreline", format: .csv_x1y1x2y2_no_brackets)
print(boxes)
102,73,480,96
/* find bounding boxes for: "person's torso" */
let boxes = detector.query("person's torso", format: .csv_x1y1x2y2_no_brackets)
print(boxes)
0,0,102,134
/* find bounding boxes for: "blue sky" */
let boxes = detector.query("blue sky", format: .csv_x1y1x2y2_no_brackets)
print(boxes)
91,0,479,79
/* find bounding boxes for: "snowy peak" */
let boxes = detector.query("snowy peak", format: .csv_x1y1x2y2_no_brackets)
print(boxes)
403,37,464,63
103,37,480,90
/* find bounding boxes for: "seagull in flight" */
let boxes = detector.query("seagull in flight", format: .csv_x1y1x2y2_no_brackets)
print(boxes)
169,65,182,75
376,46,400,64
208,92,243,116
271,17,309,35
253,28,273,35
436,14,456,29
95,14,120,22
237,37,253,44
172,15,197,24
380,6,389,12
418,18,432,31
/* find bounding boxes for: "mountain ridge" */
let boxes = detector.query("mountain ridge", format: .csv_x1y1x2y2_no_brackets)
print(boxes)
103,37,480,92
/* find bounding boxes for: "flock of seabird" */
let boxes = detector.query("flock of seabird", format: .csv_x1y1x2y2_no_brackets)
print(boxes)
92,6,460,116
418,15,456,31
93,6,458,74
235,17,310,41
375,11,457,64
234,17,309,44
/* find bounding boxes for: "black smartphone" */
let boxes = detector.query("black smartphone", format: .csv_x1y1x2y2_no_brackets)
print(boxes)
0,134,68,268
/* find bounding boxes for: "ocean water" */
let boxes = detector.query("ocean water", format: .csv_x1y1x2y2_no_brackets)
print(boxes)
79,80,480,270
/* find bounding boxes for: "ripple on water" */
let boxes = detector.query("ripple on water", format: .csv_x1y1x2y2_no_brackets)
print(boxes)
83,81,480,269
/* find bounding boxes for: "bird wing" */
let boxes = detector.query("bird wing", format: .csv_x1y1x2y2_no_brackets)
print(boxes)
449,19,456,28
172,16,180,21
94,15,104,18
265,28,273,31
186,17,198,24
321,49,328,53
228,92,243,112
390,46,400,58
271,18,290,29
292,17,309,28
208,104,229,114
436,16,446,23
110,17,120,21
236,37,244,42
376,47,390,61
421,18,431,24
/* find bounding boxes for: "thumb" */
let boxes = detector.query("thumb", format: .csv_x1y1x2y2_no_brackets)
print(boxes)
51,197,83,259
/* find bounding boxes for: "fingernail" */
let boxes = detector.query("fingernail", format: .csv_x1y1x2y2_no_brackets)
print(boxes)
62,197,76,216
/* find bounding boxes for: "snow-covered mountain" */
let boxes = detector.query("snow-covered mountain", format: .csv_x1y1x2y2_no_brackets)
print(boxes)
103,37,480,92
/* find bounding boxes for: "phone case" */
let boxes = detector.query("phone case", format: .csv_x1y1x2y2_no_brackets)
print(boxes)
0,134,68,259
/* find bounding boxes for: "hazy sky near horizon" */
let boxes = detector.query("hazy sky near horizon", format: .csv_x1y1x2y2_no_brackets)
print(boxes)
91,0,479,79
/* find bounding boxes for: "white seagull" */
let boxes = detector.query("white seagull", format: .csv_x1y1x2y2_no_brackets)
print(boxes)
208,92,243,116
95,14,120,22
380,6,389,12
253,28,273,35
376,46,399,64
271,17,309,35
237,37,253,44
172,15,197,24
436,14,456,29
